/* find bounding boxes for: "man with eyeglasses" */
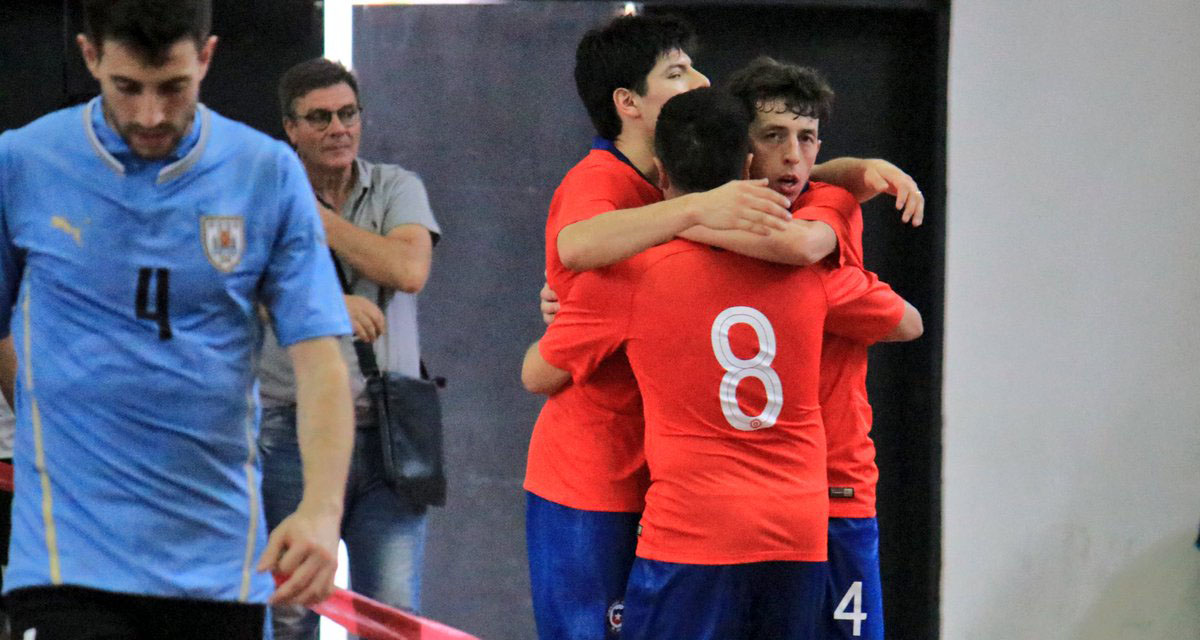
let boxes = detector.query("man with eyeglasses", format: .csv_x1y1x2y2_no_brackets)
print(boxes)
257,57,441,640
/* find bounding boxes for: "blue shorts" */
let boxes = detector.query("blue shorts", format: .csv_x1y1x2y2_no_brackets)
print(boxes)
622,557,826,640
822,517,885,639
525,492,639,639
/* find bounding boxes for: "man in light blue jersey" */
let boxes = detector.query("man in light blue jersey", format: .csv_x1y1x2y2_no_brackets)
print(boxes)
0,1,354,637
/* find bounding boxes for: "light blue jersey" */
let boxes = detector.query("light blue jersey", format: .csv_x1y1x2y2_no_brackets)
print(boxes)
0,98,351,603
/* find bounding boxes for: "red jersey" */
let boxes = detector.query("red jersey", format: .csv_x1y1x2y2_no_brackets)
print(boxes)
539,239,905,564
523,146,662,512
794,182,903,517
789,181,862,267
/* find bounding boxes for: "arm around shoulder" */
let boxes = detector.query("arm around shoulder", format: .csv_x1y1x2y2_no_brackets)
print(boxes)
680,218,835,266
811,157,924,224
556,197,696,272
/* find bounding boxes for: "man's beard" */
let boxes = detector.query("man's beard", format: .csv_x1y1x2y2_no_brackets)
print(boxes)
105,101,195,160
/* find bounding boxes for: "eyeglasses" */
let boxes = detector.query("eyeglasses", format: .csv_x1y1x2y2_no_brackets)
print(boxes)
294,105,362,131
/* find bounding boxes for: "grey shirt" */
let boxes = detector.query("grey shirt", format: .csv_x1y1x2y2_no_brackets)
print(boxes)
257,158,440,408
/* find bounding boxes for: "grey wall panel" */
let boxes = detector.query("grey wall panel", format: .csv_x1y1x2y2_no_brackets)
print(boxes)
353,4,624,638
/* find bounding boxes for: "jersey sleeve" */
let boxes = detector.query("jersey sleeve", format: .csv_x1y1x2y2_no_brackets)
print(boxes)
261,146,352,347
819,264,906,345
548,166,627,242
0,134,21,338
538,265,635,385
792,184,858,267
379,167,441,244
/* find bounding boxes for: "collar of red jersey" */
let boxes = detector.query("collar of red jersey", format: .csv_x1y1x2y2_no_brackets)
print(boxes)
591,136,657,190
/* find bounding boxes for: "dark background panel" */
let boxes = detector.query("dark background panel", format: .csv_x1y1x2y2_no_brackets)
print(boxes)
0,0,73,132
1,0,319,138
203,0,322,139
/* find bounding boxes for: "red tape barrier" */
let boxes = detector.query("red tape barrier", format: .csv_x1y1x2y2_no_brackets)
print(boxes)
0,461,477,640
309,582,479,640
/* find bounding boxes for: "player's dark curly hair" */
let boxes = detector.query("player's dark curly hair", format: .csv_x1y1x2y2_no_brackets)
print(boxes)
654,88,751,194
278,58,361,122
574,14,698,140
82,0,212,66
728,56,834,124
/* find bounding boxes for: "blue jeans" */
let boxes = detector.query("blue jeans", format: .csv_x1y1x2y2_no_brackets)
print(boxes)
258,406,427,640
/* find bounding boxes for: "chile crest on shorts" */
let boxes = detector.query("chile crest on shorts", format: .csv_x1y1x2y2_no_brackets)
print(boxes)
200,215,245,272
607,599,624,635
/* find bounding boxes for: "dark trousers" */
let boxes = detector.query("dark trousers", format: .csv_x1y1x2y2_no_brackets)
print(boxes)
7,586,264,640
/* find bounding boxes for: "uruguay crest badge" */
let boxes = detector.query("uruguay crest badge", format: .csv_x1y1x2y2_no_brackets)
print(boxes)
201,215,245,272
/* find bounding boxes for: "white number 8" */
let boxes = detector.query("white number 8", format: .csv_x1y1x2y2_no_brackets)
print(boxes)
710,306,783,431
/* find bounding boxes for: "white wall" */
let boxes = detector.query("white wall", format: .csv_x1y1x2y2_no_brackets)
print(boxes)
944,1,1200,638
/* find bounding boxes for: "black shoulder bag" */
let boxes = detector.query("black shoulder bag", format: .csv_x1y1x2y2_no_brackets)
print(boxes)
332,250,447,507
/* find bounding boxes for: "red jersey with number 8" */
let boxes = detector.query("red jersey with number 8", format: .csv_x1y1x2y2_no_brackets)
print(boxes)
539,238,905,564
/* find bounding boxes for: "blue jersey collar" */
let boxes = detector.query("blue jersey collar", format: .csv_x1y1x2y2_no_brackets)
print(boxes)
84,97,210,184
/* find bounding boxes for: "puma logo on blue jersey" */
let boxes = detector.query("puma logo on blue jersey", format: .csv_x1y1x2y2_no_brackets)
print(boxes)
51,216,83,246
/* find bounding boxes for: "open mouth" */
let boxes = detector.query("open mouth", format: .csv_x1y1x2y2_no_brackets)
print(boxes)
776,175,803,196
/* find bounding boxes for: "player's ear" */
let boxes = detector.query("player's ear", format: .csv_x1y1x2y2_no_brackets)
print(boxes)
653,157,670,192
282,116,299,146
743,153,753,180
195,35,218,82
613,87,639,121
77,34,101,78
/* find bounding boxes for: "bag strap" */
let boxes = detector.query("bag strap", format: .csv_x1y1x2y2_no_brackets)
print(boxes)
321,192,442,388
334,259,382,379
419,359,448,388
326,237,383,381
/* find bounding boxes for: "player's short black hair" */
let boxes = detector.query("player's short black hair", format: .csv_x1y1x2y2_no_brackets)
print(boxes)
728,56,834,125
278,58,361,121
82,0,212,66
574,14,698,140
654,88,751,194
